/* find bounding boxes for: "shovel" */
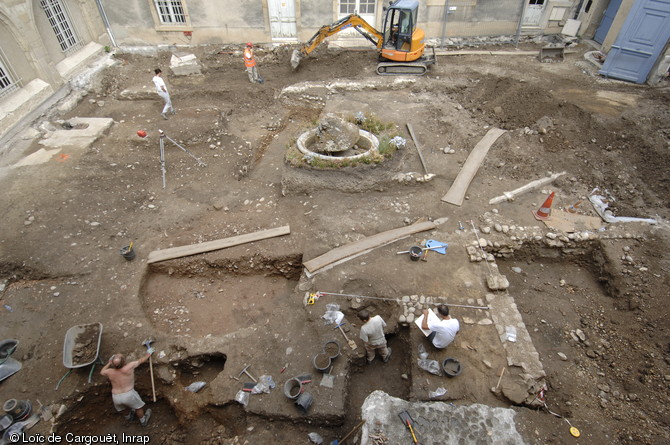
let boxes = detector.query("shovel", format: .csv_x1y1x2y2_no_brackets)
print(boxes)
398,410,419,444
335,322,357,350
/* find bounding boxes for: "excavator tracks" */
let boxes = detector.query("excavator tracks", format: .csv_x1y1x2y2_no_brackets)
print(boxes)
376,62,428,75
375,48,436,76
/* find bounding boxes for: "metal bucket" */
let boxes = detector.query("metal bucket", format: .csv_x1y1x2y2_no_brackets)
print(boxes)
295,392,313,413
442,358,462,377
409,246,423,261
323,340,340,359
119,245,135,261
283,377,303,400
313,353,331,372
2,399,31,421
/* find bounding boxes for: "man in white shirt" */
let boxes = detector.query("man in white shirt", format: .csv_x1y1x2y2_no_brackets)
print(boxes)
152,68,175,120
421,305,459,349
358,310,392,364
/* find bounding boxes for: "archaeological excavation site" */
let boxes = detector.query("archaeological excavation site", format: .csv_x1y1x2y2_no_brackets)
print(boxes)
0,38,669,445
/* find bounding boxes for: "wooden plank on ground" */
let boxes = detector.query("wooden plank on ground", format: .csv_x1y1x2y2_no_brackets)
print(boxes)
303,221,437,273
441,128,506,206
147,225,291,264
406,123,429,174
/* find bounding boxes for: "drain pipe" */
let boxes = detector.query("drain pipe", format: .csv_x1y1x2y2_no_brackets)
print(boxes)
439,0,449,49
514,0,527,48
94,0,117,48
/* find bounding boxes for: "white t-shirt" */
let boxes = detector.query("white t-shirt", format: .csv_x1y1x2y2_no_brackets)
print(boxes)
427,315,459,349
152,75,167,93
359,315,387,346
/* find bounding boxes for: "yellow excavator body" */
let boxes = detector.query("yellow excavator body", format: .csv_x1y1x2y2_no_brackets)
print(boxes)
291,0,435,75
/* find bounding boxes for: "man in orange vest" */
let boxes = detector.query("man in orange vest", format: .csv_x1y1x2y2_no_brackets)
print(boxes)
244,42,264,84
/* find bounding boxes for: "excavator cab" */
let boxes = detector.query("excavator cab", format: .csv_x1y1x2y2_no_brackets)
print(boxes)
378,0,434,73
383,1,419,54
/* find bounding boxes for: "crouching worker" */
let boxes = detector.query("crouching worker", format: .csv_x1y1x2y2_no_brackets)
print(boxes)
101,350,153,426
358,310,392,364
421,305,459,349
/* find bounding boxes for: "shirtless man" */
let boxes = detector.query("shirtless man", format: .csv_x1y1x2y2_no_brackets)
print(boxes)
100,350,153,426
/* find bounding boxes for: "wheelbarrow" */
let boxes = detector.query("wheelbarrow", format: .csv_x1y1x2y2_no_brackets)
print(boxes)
0,339,21,383
55,322,103,390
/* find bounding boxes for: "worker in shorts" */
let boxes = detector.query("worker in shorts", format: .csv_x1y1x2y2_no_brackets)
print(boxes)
100,348,154,426
358,310,392,364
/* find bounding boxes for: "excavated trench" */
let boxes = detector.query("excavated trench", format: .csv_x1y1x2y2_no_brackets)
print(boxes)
53,384,247,442
52,238,629,442
139,254,303,336
172,353,227,387
491,239,623,301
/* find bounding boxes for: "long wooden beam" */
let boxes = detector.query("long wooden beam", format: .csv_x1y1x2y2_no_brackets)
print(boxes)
441,128,506,206
147,225,291,264
406,123,429,174
303,221,436,273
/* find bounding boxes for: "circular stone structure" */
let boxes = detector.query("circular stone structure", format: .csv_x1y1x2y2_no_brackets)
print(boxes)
296,128,379,162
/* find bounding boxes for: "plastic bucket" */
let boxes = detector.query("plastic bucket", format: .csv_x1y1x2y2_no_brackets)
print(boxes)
0,339,18,359
295,392,313,413
119,245,135,261
283,378,302,400
313,353,332,372
3,399,31,420
409,246,423,261
323,340,340,359
442,358,462,377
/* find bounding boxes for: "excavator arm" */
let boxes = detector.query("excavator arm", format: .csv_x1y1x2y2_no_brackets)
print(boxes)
291,14,383,69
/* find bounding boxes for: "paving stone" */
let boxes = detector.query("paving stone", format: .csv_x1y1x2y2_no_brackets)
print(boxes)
361,391,527,445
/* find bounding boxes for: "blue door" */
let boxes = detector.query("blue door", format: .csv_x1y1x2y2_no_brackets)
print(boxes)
600,0,670,83
594,0,623,43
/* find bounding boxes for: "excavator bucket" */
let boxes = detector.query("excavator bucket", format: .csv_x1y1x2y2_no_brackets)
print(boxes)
290,50,303,70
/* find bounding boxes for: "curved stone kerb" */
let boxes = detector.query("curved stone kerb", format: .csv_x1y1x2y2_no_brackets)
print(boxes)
296,128,379,162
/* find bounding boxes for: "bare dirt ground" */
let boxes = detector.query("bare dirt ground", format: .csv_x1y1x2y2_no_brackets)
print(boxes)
0,40,669,445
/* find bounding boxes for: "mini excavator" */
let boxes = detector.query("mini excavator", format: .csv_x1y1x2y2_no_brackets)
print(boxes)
290,0,436,75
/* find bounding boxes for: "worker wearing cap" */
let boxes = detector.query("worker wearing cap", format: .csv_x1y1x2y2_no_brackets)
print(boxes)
243,42,264,84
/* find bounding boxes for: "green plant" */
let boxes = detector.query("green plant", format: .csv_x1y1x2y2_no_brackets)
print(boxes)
104,45,111,53
285,145,305,167
348,112,395,135
378,136,398,157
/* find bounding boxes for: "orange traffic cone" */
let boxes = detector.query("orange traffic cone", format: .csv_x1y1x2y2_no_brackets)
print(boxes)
532,192,555,220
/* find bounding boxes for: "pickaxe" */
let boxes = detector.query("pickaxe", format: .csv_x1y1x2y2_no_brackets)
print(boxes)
237,364,257,383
